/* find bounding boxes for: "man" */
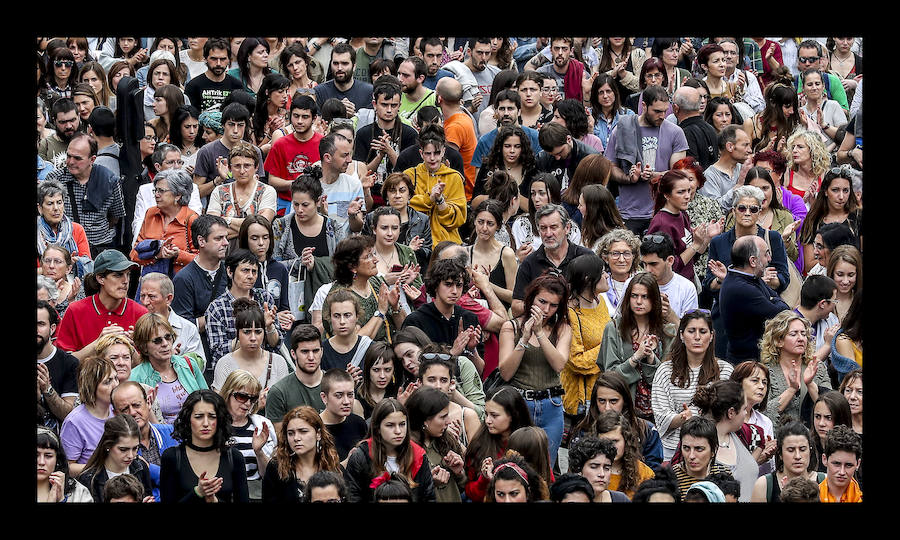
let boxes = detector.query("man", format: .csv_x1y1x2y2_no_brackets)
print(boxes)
436,77,478,199
639,233,699,324
139,272,205,364
132,143,202,245
717,38,764,115
39,98,81,168
673,86,719,170
319,133,366,230
392,106,465,176
319,368,367,461
701,125,752,212
471,89,543,181
111,381,177,501
795,40,849,111
353,37,397,82
171,214,230,369
314,43,375,117
420,37,455,90
192,102,265,200
403,259,481,345
535,122,599,193
354,78,418,192
717,235,789,363
397,56,437,124
533,37,588,100
267,325,327,432
819,425,862,503
45,133,125,257
183,37,245,113
795,275,841,363
86,106,119,178
605,85,689,236
463,38,500,117
37,300,78,434
264,95,323,216
512,204,593,317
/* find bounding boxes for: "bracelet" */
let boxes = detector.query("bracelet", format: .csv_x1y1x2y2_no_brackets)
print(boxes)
515,338,528,350
266,325,277,334
195,485,204,498
436,196,445,206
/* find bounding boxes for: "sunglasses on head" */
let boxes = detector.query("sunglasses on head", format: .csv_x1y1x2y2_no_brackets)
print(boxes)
736,204,760,214
421,353,455,361
644,234,667,244
151,333,175,345
232,391,259,404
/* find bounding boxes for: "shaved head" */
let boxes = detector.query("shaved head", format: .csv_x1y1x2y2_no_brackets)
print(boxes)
436,77,463,103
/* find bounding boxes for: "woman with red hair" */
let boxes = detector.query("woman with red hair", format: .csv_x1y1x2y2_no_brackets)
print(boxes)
673,157,725,287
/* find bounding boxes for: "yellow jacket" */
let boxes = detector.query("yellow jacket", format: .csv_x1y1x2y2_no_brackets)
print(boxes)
406,162,467,246
561,303,611,415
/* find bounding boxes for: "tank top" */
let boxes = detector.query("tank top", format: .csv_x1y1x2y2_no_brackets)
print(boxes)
291,215,330,258
786,170,821,200
467,244,507,298
508,319,561,391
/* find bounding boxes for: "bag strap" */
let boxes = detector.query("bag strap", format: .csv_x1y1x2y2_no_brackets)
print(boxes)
185,355,194,376
263,351,273,388
572,308,589,406
349,335,373,369
369,282,392,344
66,181,81,223
766,473,773,502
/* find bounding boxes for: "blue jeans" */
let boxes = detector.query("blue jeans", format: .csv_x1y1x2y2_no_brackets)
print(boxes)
523,394,564,468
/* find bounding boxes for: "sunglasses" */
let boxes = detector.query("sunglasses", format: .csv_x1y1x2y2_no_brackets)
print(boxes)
828,165,856,177
232,391,260,404
736,204,761,214
798,56,820,63
151,333,175,345
54,60,74,68
644,234,667,244
421,353,456,361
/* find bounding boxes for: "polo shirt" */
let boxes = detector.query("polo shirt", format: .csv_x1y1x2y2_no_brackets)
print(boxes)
512,241,593,301
55,295,148,353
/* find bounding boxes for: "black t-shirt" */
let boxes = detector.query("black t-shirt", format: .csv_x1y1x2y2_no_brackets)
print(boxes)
290,216,330,259
353,122,419,175
184,73,245,113
325,414,369,461
321,335,364,372
37,346,79,431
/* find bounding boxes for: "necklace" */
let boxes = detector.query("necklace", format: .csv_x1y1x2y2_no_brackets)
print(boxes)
579,294,597,306
718,439,731,448
182,144,196,157
186,441,217,452
375,245,396,268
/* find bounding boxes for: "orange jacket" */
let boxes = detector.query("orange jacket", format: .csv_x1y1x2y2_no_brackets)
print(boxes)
130,205,198,274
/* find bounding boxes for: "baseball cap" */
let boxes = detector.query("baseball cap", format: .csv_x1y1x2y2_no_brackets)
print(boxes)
94,249,139,274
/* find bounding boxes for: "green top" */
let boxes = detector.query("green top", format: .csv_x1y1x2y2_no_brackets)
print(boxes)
129,355,208,394
265,372,325,424
508,319,561,392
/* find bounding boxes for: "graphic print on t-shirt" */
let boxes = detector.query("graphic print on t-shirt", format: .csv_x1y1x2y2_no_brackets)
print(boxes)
288,153,312,175
641,136,659,172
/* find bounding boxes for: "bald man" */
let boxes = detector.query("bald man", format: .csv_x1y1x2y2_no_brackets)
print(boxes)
674,86,719,170
437,78,478,199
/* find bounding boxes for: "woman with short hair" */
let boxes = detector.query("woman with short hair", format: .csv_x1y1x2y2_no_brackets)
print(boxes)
60,355,119,476
130,168,199,276
595,228,641,311
206,141,278,242
670,416,730,500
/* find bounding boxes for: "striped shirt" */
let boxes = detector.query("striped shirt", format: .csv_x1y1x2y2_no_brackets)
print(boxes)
673,462,730,501
231,420,261,480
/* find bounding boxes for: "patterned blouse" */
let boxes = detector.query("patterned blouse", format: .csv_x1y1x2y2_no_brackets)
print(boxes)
686,192,725,282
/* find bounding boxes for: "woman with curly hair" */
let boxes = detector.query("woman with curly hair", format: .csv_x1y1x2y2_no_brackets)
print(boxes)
784,128,831,207
473,124,538,212
760,310,832,426
595,228,641,310
567,435,630,502
594,410,654,498
159,389,249,503
262,405,340,503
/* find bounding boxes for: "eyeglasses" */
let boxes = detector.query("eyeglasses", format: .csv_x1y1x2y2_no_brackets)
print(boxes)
645,72,664,80
798,56,820,63
151,333,175,345
231,391,260,404
152,188,171,195
541,86,558,93
736,204,761,214
142,134,158,141
163,159,185,166
606,251,633,260
54,60,74,68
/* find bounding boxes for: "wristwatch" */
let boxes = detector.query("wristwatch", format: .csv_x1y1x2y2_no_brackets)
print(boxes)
373,310,386,320
43,386,56,398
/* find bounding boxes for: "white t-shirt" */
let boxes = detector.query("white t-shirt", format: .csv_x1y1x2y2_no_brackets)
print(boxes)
658,272,699,319
179,49,209,80
309,282,335,313
320,173,365,227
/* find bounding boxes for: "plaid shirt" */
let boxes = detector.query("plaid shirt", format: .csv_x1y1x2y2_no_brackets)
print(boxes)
742,38,764,73
48,166,125,247
204,288,284,370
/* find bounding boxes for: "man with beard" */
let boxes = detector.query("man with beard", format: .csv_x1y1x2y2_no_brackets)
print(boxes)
354,77,418,191
471,89,542,181
319,132,366,229
39,99,81,168
398,56,436,124
184,38,245,114
314,43,374,117
266,324,327,432
264,95,323,216
420,37,455,90
534,121,599,193
534,37,588,101
465,38,500,117
37,300,79,434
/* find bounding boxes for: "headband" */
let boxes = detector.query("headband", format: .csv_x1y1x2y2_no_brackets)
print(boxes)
37,426,60,445
493,462,530,487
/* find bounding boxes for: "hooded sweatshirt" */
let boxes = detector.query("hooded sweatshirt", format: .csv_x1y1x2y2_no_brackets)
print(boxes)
406,162,467,246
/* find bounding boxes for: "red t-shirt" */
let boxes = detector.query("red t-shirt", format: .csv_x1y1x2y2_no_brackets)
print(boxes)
457,293,499,378
54,295,148,353
263,132,323,201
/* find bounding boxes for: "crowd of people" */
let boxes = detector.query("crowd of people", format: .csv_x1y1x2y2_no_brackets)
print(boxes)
36,36,863,504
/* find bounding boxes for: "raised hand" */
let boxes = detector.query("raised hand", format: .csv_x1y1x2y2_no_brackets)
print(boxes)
215,156,230,182
466,325,481,349
515,241,533,261
252,421,270,452
396,381,418,406
803,357,820,386
277,310,295,331
346,363,363,385
443,450,465,476
409,235,424,251
481,457,495,480
430,181,446,202
782,219,801,240
301,246,315,271
317,194,329,217
401,282,422,301
362,171,377,189
450,319,470,356
347,197,364,218
708,259,727,281
431,464,451,486
48,471,66,502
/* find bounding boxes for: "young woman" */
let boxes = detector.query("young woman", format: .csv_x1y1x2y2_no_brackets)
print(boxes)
697,44,736,101
391,326,432,387
578,184,624,252
840,370,863,435
826,245,861,322
60,355,119,476
464,386,533,502
320,288,373,374
799,167,862,272
280,43,317,100
810,391,852,473
217,369,278,500
784,129,830,206
566,436,630,502
507,426,554,488
558,153,612,226
498,272,572,468
598,37,646,102
730,360,777,475
369,206,424,306
343,398,436,502
704,97,752,135
750,420,825,503
596,228,641,310
651,310,733,461
674,157,726,287
484,450,549,502
625,57,670,115
589,72,635,151
71,83,99,123
149,83,184,142
354,342,401,421
251,73,290,151
199,109,224,145
593,411,655,499
76,414,153,503
750,77,799,153
510,173,581,255
169,105,201,173
262,405,341,503
237,217,290,317
515,72,554,130
671,416,730,501
107,60,134,96
405,386,468,502
364,172,431,266
113,36,148,70
798,69,847,147
599,272,678,410
37,427,93,503
416,352,482,449
553,98,605,151
159,389,249,503
474,125,538,213
467,200,518,307
227,37,272,98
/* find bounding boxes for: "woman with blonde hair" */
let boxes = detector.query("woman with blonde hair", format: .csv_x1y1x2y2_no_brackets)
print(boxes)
60,355,119,476
760,310,832,426
95,333,162,422
783,129,831,206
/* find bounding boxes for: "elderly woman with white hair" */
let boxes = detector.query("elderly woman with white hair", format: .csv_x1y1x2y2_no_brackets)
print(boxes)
37,275,60,306
130,167,199,276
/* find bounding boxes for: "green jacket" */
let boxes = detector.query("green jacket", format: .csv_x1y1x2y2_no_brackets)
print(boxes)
129,355,209,393
598,317,678,399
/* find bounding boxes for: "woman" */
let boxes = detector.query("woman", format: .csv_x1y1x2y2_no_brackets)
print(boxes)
37,97,56,143
473,124,538,211
159,389,249,503
37,179,91,263
343,398,436,502
363,172,432,268
561,153,615,227
95,333,162,423
704,97,750,134
110,36,148,70
625,57,670,115
598,37,646,101
227,37,272,98
406,386,468,502
207,142,278,242
212,299,290,394
652,38,692,96
217,369,277,500
799,69,848,147
651,310,733,461
41,47,78,104
67,37,92,66
828,37,862,101
130,168,199,276
552,98,605,152
594,411,655,499
562,254,612,439
730,360,777,474
484,450,549,502
37,427,93,503
799,167,862,273
575,176,623,249
148,82,184,141
840,369,862,435
354,342,401,421
589,72,635,151
515,72,554,130
750,420,824,502
60,355,119,476
138,122,157,173
280,43,317,100
596,228,641,310
464,387,534,503
143,58,181,123
750,76,799,153
369,206,425,306
129,313,209,424
784,128,830,206
392,326,432,387
262,406,340,502
510,173,582,254
826,245,861,322
406,126,468,246
599,272,678,411
488,38,515,70
139,37,189,87
648,169,723,283
76,414,153,502
107,60,134,97
674,157,725,287
199,108,224,145
467,200,518,308
566,436,629,502
237,214,291,313
750,37,784,87
507,426,553,488
72,83,99,123
760,310,832,426
697,44,736,101
671,416,730,500
169,105,201,173
251,73,290,151
415,351,483,448
831,292,862,387
811,391,853,475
